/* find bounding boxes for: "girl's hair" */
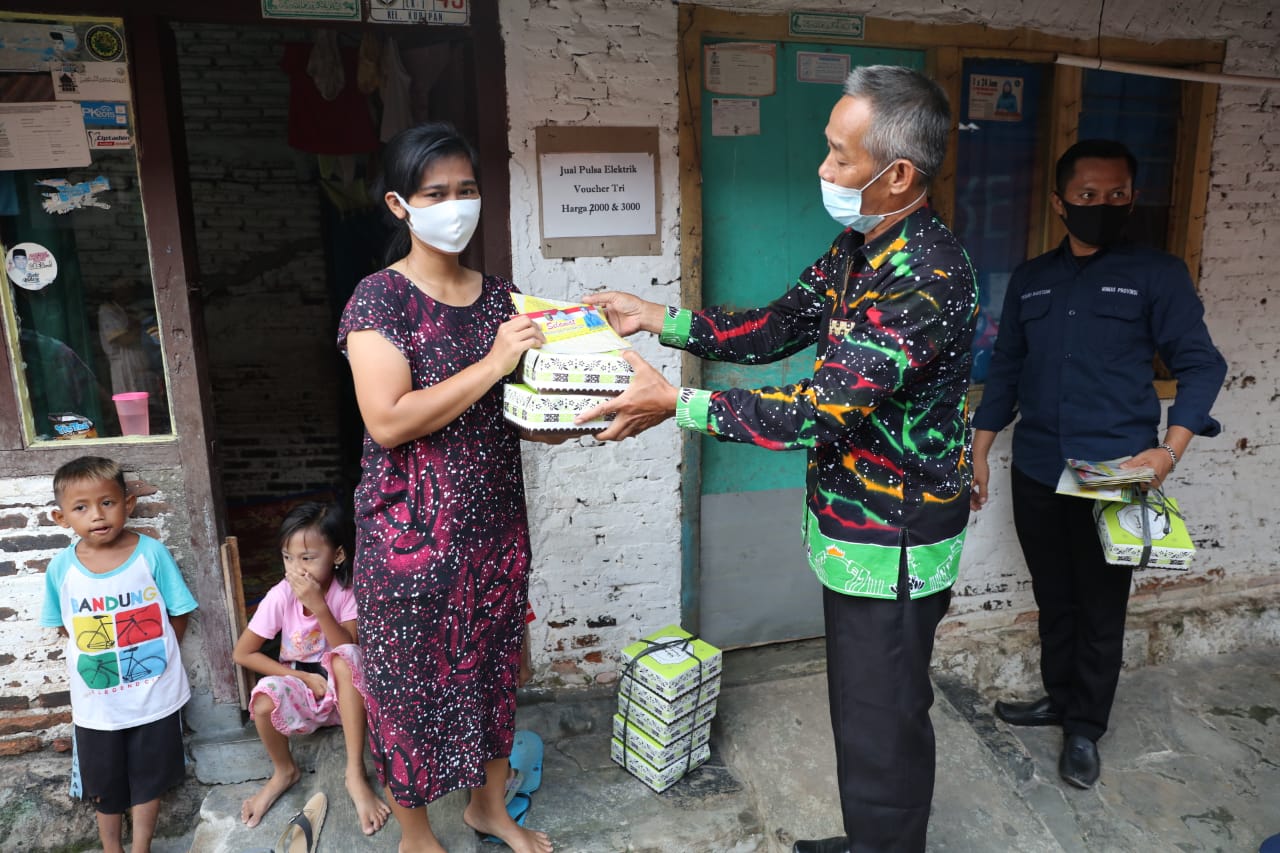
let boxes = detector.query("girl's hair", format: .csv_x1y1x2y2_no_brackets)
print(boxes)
374,121,480,266
277,501,353,588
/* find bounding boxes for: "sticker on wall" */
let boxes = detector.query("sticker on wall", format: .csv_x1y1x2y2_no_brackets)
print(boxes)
52,62,131,102
0,22,78,71
710,98,760,137
87,129,132,150
5,242,58,291
37,176,112,214
83,24,126,62
80,101,129,128
968,74,1024,122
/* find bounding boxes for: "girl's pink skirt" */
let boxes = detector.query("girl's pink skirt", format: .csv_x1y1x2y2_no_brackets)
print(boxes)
249,643,367,736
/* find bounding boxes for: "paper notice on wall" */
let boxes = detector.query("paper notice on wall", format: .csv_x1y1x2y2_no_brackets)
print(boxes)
0,102,91,170
796,51,850,85
52,62,131,101
539,152,656,239
710,98,760,137
704,42,776,97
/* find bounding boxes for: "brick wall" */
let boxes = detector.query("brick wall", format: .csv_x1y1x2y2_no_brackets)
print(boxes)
500,0,1280,683
0,471,196,755
173,24,346,503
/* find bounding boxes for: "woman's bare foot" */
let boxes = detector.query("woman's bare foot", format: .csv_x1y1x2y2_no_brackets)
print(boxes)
240,765,301,827
346,767,391,834
463,799,553,853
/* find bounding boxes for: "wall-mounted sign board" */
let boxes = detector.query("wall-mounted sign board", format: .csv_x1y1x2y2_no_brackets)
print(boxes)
369,0,469,25
788,11,864,40
261,0,361,21
536,125,661,258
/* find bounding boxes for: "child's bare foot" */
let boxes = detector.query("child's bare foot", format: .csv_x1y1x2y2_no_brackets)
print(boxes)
346,767,391,835
397,839,446,853
240,766,301,827
463,800,553,853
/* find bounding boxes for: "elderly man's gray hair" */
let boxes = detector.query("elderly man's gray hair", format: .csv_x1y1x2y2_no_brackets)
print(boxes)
843,65,950,182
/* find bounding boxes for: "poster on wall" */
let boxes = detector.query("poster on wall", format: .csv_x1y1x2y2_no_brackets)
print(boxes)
52,62,131,102
796,51,849,85
369,0,469,25
968,74,1024,122
261,0,361,20
0,102,91,169
704,42,776,97
0,22,78,71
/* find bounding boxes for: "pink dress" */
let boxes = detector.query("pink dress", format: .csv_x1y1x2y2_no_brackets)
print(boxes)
247,579,367,735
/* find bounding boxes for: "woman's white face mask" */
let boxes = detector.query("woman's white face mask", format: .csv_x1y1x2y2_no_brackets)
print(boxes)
393,192,482,255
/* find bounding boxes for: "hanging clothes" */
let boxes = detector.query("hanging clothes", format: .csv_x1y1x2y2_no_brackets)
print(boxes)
379,38,414,142
281,42,379,155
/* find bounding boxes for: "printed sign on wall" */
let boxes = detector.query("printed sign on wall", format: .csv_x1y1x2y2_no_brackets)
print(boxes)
369,0,469,25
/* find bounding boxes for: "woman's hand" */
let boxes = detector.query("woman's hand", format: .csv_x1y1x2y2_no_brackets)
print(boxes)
485,315,545,376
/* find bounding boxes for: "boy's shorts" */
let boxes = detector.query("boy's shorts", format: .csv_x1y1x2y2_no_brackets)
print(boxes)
74,710,185,814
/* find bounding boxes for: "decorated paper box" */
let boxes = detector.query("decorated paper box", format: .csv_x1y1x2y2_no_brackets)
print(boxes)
610,737,711,793
502,382,615,433
620,625,723,701
611,714,712,767
617,673,721,723
520,349,634,393
1094,495,1194,570
613,693,717,744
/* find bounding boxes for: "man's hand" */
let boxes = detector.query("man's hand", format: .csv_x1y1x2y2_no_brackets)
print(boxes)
1121,448,1175,490
582,292,666,337
970,454,990,511
576,350,678,440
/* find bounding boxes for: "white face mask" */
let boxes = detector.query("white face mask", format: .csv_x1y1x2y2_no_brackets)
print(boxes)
820,160,925,233
393,192,481,254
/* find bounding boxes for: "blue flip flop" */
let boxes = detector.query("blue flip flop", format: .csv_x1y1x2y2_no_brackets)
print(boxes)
480,791,531,844
509,730,543,795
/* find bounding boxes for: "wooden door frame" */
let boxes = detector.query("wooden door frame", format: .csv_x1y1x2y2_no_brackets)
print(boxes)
676,3,1225,631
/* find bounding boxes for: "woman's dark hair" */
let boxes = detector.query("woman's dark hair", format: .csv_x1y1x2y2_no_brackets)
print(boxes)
374,121,480,265
278,501,353,588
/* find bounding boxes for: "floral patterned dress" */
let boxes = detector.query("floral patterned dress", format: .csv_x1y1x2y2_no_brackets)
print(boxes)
337,269,530,806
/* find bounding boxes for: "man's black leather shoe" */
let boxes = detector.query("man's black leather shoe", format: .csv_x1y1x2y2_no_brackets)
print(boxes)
1059,733,1101,789
994,695,1061,727
792,838,850,853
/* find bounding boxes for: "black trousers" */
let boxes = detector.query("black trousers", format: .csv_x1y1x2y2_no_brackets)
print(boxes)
1011,466,1134,742
824,559,951,853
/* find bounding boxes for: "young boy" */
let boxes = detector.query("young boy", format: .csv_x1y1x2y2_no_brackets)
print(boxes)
39,456,198,853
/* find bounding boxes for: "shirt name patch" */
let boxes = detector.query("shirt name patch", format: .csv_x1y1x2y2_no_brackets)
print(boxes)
828,319,854,338
1021,289,1051,300
1099,286,1140,296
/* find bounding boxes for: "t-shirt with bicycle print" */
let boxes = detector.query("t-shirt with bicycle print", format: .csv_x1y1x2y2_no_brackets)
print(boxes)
40,534,198,731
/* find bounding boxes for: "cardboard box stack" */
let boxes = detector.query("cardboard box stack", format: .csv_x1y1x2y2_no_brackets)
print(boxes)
611,624,722,792
503,349,634,436
1094,494,1195,570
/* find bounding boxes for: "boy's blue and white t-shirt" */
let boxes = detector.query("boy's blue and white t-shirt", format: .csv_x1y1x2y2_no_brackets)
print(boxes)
40,534,198,731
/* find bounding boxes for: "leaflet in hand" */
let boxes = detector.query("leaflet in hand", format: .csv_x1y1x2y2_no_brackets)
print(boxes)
510,293,630,354
1055,466,1133,503
1066,456,1155,488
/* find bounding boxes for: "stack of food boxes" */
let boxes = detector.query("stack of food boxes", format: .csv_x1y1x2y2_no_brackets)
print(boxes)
1094,494,1195,570
611,624,722,792
502,349,634,436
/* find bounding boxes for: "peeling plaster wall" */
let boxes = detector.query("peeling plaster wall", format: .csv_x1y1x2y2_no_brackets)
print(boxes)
500,0,1280,685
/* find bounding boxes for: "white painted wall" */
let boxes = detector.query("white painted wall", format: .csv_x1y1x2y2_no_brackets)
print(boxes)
502,0,1279,683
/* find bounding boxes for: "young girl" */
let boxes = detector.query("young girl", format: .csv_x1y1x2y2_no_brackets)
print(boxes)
232,502,390,836
339,122,554,853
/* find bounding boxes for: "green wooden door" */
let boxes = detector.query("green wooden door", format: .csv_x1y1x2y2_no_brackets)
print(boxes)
698,41,925,647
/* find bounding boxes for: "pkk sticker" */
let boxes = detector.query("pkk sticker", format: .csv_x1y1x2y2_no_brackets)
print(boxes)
5,242,58,291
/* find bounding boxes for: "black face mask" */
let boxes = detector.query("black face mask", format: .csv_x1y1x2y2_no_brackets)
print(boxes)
1060,200,1132,248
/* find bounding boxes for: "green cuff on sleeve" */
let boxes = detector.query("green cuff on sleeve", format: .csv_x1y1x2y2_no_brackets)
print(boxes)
675,387,713,433
659,307,692,347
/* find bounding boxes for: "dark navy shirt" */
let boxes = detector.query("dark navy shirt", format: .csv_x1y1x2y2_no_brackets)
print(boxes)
971,239,1227,487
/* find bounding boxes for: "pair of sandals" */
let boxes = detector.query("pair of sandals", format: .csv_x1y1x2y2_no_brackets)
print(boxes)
481,730,544,844
243,792,327,853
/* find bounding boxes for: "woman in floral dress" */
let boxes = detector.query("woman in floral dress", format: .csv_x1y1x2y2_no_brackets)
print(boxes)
338,122,553,853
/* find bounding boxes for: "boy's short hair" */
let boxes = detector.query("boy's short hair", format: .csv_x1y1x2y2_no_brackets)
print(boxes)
53,456,127,501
